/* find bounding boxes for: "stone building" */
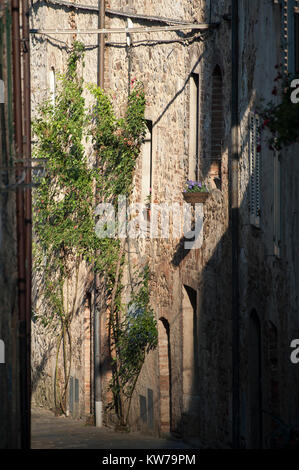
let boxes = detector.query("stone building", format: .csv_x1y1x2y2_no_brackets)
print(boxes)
0,2,20,448
0,0,31,448
30,0,299,449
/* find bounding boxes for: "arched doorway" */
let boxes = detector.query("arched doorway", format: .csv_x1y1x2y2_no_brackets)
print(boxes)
158,318,172,434
182,285,198,413
249,310,263,448
268,321,279,443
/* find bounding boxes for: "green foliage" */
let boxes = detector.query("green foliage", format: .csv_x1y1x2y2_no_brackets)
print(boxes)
89,81,146,201
33,41,157,425
111,267,158,403
89,81,157,428
33,42,95,327
185,179,208,193
33,41,95,414
261,72,299,150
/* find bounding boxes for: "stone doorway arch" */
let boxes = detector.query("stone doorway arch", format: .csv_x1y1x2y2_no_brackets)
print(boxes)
158,318,172,434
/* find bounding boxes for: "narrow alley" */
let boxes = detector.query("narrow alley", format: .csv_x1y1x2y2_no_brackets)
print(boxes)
31,407,194,450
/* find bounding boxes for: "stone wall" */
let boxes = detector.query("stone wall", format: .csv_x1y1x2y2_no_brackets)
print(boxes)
238,0,299,448
103,0,233,447
0,1,21,448
30,0,98,420
30,0,299,449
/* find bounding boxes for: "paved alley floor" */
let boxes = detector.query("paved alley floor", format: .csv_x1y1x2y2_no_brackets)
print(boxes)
31,407,195,449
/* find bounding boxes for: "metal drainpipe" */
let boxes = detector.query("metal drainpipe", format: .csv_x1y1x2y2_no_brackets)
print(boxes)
11,0,29,449
94,0,105,428
231,0,240,449
21,0,32,448
98,0,105,88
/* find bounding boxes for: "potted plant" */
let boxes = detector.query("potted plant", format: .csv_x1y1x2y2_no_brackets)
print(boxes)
182,180,210,204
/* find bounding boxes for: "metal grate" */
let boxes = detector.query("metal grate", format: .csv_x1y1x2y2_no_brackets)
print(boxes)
139,395,147,423
282,0,299,74
69,376,74,415
75,378,79,403
147,389,154,429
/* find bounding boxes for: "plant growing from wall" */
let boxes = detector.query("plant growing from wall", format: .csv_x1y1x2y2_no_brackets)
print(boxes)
108,266,158,429
33,41,97,414
260,68,299,150
33,41,158,426
89,80,158,429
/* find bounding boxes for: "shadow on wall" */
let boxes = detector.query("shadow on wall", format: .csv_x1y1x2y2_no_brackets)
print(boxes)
30,0,299,449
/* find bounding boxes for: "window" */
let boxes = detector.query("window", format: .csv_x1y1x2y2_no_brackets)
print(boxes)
210,65,223,189
273,149,281,257
249,311,263,449
282,0,299,74
49,67,56,106
182,286,198,414
249,113,261,227
268,322,280,421
295,10,299,72
0,79,4,104
141,120,153,204
189,73,199,180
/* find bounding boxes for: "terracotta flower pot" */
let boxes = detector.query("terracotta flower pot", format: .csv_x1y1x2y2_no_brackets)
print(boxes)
182,191,210,204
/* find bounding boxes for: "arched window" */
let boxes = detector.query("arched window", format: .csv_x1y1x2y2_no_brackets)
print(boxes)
268,322,279,440
189,73,199,180
49,67,56,106
182,285,198,412
158,317,171,433
210,65,224,188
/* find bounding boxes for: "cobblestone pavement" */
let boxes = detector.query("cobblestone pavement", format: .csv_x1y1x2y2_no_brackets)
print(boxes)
31,407,195,449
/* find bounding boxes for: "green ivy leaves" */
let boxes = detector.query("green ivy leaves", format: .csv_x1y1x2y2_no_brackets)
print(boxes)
33,41,157,425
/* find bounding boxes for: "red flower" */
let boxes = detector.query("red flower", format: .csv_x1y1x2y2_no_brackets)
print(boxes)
263,118,270,127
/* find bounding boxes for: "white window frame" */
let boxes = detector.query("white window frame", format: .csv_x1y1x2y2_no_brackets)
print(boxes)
249,112,261,228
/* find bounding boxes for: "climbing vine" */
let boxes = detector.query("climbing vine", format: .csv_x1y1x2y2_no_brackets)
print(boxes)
33,41,158,426
260,67,299,149
89,78,158,428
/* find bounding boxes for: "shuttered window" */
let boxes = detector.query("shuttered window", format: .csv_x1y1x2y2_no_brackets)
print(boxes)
249,113,261,227
295,11,299,72
282,0,299,74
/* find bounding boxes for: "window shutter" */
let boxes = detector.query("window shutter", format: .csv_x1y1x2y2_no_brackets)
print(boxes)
282,0,297,74
282,0,289,74
249,113,261,227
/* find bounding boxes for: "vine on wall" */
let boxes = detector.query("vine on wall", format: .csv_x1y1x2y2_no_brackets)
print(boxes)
33,41,158,426
260,68,299,149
